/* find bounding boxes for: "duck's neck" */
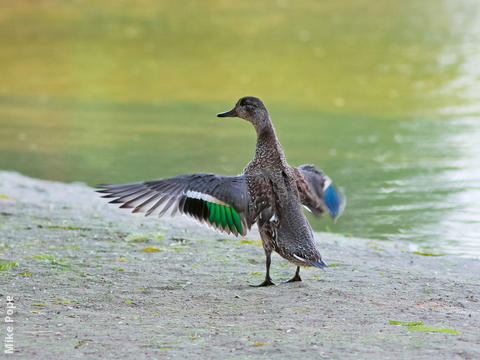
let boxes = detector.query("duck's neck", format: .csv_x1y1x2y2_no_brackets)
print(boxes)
253,122,287,168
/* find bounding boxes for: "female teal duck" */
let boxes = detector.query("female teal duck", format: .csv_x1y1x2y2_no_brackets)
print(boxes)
98,97,344,286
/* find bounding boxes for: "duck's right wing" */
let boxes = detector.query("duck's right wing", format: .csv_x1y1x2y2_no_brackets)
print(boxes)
97,173,270,236
294,164,345,219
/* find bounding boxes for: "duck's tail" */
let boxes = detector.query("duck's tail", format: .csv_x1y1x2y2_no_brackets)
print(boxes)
310,258,328,269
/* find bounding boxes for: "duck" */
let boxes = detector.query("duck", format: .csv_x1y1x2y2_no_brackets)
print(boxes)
97,96,344,286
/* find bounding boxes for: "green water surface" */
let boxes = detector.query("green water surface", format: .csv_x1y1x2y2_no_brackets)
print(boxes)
1,0,479,257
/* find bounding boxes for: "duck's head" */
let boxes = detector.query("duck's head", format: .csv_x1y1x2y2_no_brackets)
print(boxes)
217,96,270,132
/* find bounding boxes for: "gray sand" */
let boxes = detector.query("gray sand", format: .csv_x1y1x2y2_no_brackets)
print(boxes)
1,171,479,359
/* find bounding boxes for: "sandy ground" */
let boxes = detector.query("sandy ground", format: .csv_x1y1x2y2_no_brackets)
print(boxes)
0,171,479,359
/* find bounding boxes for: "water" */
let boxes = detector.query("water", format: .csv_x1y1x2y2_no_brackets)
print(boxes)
0,0,479,257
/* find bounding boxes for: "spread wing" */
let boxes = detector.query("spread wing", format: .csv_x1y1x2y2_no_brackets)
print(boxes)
97,174,267,236
294,164,344,219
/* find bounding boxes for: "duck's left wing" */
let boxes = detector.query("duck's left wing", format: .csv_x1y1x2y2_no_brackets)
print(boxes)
97,174,255,236
294,164,345,219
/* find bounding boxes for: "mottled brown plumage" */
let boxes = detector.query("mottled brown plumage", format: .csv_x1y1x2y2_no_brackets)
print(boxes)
98,96,344,286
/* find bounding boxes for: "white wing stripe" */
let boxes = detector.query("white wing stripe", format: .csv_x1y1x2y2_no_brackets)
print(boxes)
322,176,332,191
293,254,306,262
185,190,227,205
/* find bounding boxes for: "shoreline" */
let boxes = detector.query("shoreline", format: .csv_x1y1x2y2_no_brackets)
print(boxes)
1,171,479,358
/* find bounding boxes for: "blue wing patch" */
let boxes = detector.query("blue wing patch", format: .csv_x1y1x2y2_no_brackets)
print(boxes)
323,177,344,219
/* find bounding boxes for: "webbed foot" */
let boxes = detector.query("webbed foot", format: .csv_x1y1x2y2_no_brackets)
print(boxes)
250,277,275,287
285,266,302,283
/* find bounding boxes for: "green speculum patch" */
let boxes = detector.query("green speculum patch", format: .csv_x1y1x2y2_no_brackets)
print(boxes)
206,202,242,234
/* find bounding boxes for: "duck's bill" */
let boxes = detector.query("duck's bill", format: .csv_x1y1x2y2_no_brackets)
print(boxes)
216,109,237,117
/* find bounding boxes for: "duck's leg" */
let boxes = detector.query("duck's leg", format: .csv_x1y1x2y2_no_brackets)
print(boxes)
285,266,302,283
251,250,275,287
